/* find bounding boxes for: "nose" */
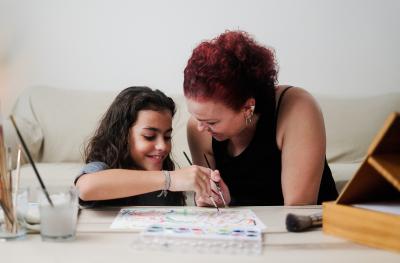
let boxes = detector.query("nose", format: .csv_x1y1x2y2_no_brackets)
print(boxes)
197,121,207,132
155,138,167,151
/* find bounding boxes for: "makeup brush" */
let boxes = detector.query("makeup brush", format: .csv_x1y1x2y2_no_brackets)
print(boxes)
183,151,219,212
286,212,323,232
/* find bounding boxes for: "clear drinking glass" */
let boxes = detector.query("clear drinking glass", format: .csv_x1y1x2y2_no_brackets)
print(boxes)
0,187,29,240
38,186,79,241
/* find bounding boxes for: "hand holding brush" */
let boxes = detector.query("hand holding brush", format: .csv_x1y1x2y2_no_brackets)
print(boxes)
183,151,220,212
203,154,227,207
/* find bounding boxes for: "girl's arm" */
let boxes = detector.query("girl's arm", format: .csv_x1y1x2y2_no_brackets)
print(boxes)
76,166,213,201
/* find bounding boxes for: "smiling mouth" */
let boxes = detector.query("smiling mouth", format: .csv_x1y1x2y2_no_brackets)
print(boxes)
147,155,165,160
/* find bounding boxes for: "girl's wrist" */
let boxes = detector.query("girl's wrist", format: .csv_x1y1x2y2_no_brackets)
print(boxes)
167,170,176,191
157,170,171,198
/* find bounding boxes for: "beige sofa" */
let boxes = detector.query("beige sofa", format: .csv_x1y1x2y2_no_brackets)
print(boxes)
4,86,400,200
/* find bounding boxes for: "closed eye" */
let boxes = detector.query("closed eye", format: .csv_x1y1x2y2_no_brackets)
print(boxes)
143,135,156,141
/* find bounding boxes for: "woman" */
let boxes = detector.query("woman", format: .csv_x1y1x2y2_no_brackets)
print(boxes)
183,31,338,206
75,86,216,207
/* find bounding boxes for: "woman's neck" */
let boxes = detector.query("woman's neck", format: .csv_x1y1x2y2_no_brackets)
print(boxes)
227,113,260,157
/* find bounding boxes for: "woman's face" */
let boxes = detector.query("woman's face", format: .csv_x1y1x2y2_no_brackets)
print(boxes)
129,109,172,170
186,98,247,141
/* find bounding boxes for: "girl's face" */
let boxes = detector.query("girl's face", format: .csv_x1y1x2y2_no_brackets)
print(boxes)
129,109,173,171
186,98,248,141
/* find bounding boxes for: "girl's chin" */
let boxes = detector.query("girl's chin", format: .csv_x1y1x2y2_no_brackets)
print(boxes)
143,157,165,170
143,162,163,171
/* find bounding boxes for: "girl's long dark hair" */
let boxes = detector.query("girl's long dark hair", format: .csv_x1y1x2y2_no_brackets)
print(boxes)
85,86,175,169
84,86,185,204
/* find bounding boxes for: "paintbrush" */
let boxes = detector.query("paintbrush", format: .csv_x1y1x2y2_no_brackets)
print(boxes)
203,153,227,207
183,151,219,212
11,146,22,233
9,115,53,206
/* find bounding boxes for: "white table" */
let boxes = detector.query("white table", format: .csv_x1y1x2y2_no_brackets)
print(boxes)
1,206,399,263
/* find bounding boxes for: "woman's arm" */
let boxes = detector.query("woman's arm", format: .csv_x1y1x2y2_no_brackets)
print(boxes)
76,166,213,201
187,117,214,168
187,117,231,206
277,88,327,205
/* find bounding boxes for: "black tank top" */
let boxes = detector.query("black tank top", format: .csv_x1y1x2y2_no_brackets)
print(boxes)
212,87,338,206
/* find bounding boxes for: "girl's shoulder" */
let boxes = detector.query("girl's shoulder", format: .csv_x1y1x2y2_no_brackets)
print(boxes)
80,161,110,175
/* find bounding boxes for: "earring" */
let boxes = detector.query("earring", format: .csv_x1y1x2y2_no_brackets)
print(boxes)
245,109,254,126
245,116,251,126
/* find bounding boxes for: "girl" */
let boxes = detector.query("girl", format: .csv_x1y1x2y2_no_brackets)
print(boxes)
75,86,215,207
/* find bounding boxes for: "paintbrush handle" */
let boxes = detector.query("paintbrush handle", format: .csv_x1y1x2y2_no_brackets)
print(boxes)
183,151,193,165
203,153,227,207
10,115,54,206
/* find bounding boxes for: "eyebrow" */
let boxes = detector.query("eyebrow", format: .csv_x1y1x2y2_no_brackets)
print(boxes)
196,118,217,122
143,127,173,133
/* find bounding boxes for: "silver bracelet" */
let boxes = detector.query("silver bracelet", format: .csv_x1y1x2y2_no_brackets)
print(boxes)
157,170,171,198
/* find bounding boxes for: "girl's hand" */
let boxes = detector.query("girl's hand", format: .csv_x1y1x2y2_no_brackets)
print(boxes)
195,170,231,207
169,165,212,200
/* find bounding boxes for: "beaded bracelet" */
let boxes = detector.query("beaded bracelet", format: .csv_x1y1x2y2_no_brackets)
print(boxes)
157,170,171,198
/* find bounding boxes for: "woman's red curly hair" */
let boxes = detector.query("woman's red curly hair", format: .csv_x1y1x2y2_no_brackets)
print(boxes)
183,30,278,113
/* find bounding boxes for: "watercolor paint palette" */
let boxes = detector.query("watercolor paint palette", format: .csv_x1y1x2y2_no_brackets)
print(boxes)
143,225,262,241
111,208,266,231
131,224,263,255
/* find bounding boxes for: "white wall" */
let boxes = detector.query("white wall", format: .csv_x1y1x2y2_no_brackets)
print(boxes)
1,0,399,114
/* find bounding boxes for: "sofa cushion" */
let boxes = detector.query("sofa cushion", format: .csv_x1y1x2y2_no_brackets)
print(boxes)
17,162,82,188
170,95,191,168
15,162,82,201
27,87,117,163
7,87,400,189
13,86,192,167
317,93,400,164
329,162,361,193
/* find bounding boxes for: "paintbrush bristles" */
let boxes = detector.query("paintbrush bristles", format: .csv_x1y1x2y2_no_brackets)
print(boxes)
285,213,323,232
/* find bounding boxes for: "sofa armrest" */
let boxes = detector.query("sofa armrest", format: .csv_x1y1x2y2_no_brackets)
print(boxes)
3,115,44,167
4,86,45,167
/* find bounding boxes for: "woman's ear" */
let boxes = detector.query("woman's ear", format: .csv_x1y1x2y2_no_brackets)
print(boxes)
243,98,256,114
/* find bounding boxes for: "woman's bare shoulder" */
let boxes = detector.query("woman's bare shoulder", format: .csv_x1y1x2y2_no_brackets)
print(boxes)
276,86,325,148
277,86,322,119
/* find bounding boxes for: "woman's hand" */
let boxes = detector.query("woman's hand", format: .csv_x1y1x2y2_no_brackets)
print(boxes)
195,170,231,207
169,165,213,200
